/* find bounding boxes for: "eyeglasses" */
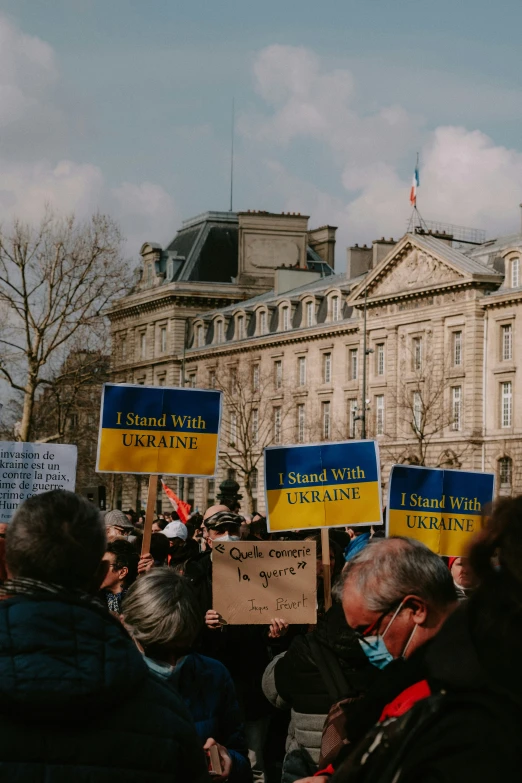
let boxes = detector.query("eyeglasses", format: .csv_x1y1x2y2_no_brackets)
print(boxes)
353,600,403,640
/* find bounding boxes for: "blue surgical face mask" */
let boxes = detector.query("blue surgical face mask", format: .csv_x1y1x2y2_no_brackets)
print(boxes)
358,601,417,669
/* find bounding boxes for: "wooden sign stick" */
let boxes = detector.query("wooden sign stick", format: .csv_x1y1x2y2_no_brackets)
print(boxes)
141,474,158,557
321,527,332,612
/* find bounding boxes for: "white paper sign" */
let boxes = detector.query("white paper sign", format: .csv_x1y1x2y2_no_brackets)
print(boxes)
0,441,78,522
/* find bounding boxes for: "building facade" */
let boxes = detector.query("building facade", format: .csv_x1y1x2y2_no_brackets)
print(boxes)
108,206,522,515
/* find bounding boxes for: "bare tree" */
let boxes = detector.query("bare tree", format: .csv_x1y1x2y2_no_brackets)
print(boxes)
0,209,131,441
213,361,292,514
382,345,471,467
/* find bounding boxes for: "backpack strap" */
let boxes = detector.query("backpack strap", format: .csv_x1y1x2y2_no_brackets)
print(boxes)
308,635,354,703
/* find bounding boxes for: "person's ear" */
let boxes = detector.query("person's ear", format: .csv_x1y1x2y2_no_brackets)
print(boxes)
403,596,428,626
120,566,129,581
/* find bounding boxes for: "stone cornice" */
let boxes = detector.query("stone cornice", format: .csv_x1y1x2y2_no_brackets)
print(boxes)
482,289,522,309
184,322,359,362
108,291,257,322
350,279,496,309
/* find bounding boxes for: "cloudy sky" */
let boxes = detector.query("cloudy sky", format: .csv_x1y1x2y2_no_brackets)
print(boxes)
1,0,522,266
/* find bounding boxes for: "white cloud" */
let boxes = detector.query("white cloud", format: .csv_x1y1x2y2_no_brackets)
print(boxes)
241,45,522,262
0,13,177,257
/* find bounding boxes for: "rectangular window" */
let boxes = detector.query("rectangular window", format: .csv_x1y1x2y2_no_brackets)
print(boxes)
237,316,244,340
121,337,127,361
501,381,512,428
157,376,166,387
502,324,513,361
512,258,520,288
412,337,422,371
413,391,422,432
453,331,462,366
274,360,283,390
188,373,196,388
140,332,146,359
348,399,358,438
209,369,216,389
376,395,385,436
306,301,314,327
376,343,385,376
332,296,339,322
323,352,332,384
160,327,167,353
349,348,358,380
230,368,237,394
499,457,512,488
322,401,331,440
298,356,307,386
230,412,237,445
251,468,258,491
207,479,215,504
252,408,259,444
227,468,237,481
252,364,260,392
297,403,306,443
259,311,267,335
273,407,282,444
452,386,462,431
282,306,289,331
216,321,224,344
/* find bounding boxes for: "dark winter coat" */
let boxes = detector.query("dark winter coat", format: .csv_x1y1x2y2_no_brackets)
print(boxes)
263,603,376,766
0,591,209,783
146,652,252,783
332,594,522,783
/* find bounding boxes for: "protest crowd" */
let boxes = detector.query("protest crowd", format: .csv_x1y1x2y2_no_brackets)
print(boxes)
0,480,520,783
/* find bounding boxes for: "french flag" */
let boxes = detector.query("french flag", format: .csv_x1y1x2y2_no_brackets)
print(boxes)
410,164,420,206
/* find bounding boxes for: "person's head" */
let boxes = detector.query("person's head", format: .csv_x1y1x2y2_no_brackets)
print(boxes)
346,524,373,541
240,521,250,540
150,532,170,565
0,523,8,539
339,537,457,667
306,533,343,581
7,490,106,591
449,556,478,590
203,511,242,546
164,512,172,523
203,504,229,522
124,509,135,523
163,520,188,550
250,515,268,540
123,568,201,662
104,509,134,541
152,518,167,533
100,538,139,593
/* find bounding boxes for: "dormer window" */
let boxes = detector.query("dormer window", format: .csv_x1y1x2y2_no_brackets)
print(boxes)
282,306,290,331
197,324,204,348
259,311,267,335
237,315,245,340
216,320,224,344
331,296,340,322
512,258,520,288
306,300,314,327
145,263,152,286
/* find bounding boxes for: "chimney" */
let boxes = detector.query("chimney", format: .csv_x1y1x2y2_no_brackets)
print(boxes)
346,244,372,279
307,225,337,269
372,237,396,267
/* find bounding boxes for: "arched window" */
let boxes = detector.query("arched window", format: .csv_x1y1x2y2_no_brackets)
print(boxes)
499,456,512,488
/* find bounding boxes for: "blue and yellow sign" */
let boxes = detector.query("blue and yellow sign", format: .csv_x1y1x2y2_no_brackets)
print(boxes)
387,465,495,557
96,383,222,476
265,440,382,532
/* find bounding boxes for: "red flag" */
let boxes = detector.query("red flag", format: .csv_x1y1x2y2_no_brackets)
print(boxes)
161,480,191,523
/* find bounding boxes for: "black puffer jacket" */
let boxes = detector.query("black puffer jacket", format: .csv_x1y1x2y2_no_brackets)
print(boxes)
263,603,376,766
0,590,209,783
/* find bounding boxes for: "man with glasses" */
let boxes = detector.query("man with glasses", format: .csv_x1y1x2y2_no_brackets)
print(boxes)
296,537,458,783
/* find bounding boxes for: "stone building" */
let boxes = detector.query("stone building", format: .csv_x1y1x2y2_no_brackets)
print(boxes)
182,227,522,514
107,209,335,511
108,205,522,515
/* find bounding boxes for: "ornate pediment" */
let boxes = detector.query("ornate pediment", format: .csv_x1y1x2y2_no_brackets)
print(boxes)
368,247,464,298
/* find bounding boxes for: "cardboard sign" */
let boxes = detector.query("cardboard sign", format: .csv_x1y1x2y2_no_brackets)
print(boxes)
212,540,317,624
265,440,382,532
387,465,495,557
0,441,77,523
96,383,222,476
